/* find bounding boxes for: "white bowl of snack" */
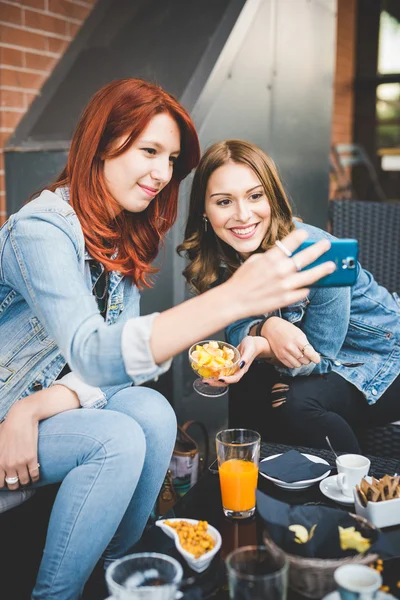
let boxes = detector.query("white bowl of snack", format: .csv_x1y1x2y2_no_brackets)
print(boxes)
354,474,400,528
155,518,222,573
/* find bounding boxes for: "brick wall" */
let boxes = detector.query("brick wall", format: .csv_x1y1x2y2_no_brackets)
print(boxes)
0,0,98,223
330,0,358,198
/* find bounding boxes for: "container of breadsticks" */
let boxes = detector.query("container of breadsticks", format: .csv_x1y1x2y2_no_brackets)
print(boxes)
354,474,400,528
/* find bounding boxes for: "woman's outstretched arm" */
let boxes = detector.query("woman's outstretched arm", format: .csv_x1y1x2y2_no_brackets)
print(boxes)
4,209,333,386
150,230,334,364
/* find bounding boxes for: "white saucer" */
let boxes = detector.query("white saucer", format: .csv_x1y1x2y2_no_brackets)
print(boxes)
259,453,331,490
322,591,395,600
319,474,355,505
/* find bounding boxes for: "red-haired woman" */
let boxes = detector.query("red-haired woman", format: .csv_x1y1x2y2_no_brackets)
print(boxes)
0,79,334,599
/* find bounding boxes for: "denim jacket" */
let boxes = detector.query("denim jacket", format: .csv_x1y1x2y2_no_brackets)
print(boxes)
226,221,400,405
0,188,171,422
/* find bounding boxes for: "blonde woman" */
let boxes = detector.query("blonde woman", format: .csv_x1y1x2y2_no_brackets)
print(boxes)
178,140,400,453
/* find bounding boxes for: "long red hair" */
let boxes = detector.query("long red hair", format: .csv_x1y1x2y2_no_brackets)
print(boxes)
48,78,200,288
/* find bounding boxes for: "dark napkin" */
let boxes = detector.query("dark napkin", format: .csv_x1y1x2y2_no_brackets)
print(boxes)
257,491,397,560
259,449,333,483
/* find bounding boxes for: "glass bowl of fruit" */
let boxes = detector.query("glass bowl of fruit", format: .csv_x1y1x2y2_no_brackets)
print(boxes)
188,340,241,397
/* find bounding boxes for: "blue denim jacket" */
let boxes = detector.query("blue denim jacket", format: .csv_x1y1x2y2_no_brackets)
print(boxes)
226,221,400,405
0,188,170,422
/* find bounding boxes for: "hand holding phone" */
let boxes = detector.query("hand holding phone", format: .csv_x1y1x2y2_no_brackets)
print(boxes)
292,238,359,287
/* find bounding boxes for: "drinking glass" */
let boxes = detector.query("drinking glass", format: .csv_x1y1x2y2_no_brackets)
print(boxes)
216,428,260,519
226,545,288,600
105,552,183,600
188,340,240,397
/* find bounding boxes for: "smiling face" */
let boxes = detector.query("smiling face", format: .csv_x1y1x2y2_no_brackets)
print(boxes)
103,112,181,214
204,161,271,259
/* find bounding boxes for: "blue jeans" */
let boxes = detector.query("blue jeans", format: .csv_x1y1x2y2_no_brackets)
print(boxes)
23,385,176,599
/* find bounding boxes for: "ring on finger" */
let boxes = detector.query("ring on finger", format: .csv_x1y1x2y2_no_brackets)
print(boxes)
296,354,304,360
275,240,293,257
292,255,302,271
29,463,40,473
5,475,19,485
302,343,312,354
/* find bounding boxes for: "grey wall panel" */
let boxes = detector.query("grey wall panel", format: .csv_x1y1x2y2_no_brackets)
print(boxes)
193,0,274,149
270,0,336,227
191,0,336,229
5,150,68,214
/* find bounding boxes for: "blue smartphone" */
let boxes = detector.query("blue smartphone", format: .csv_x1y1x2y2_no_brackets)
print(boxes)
293,238,359,287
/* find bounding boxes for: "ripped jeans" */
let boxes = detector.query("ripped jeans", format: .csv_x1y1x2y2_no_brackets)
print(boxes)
228,362,400,453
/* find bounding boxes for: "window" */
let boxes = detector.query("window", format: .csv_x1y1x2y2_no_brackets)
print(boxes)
376,83,400,149
378,9,400,74
376,4,400,151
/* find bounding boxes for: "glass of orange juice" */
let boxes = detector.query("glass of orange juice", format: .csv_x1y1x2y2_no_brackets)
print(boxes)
216,429,261,519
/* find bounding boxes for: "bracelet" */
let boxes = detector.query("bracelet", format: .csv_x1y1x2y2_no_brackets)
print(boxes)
255,317,269,337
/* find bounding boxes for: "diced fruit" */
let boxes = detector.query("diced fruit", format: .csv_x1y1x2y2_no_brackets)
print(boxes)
198,354,212,366
197,367,214,378
214,356,226,365
190,341,239,378
223,346,235,360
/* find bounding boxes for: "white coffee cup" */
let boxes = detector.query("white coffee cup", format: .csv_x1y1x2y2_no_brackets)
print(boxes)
336,454,370,497
334,564,382,600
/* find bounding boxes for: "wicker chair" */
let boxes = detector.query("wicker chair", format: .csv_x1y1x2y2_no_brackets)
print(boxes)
329,199,400,458
329,199,400,295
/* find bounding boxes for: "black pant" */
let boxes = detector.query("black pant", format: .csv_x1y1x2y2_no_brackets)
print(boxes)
228,362,400,453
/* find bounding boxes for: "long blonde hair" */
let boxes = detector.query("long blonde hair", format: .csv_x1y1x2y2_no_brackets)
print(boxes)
177,140,294,293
